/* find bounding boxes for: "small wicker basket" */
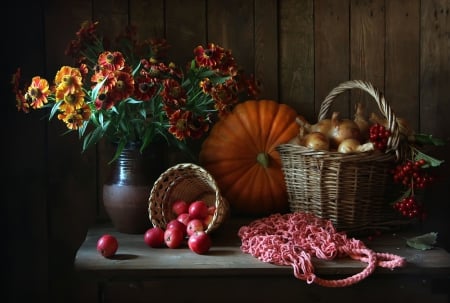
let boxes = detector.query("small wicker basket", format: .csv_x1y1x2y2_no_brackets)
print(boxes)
148,163,229,234
277,80,407,232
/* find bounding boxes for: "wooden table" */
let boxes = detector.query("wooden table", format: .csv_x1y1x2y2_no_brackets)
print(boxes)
74,217,450,303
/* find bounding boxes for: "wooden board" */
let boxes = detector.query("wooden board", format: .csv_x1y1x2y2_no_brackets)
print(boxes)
314,0,351,119
279,0,314,120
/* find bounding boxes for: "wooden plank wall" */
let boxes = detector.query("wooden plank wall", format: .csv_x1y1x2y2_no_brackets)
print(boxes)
3,0,449,302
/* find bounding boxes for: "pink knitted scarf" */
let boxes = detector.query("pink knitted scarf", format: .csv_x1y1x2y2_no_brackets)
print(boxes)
238,212,406,287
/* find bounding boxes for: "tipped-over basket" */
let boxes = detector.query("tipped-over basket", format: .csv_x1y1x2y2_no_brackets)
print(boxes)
148,163,229,233
277,80,407,233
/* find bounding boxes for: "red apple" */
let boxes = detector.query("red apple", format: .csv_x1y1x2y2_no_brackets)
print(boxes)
166,219,187,237
164,227,184,249
188,200,209,220
172,199,189,216
177,213,190,226
96,234,119,258
207,205,216,215
188,231,212,254
186,218,204,236
203,214,214,229
144,227,165,248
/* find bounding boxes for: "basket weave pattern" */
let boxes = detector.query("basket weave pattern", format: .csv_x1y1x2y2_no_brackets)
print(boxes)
148,163,229,233
277,80,405,231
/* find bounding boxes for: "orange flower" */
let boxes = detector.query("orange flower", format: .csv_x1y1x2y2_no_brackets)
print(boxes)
26,76,51,109
54,66,83,95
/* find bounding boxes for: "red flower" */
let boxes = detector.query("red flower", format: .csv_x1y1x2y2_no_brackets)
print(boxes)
168,110,209,140
194,43,225,68
161,78,187,110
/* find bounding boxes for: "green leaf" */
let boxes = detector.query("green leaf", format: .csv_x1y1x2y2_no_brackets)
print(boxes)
406,232,438,250
413,148,445,168
131,61,142,77
90,77,108,101
413,133,447,146
49,101,62,120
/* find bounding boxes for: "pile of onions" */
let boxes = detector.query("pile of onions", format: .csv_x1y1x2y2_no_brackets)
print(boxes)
289,106,411,154
291,112,360,152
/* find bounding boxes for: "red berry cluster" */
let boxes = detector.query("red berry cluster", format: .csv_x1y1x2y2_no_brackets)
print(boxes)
393,196,425,219
391,158,436,219
391,159,435,189
369,123,391,151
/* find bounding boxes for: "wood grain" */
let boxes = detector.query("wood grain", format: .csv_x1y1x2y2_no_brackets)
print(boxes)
385,0,420,128
350,0,386,116
254,0,279,100
279,0,314,120
314,0,351,120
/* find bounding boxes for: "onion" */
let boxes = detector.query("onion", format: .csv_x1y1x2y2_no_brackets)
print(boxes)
295,116,332,137
302,132,330,151
337,138,361,153
310,119,332,135
329,112,361,149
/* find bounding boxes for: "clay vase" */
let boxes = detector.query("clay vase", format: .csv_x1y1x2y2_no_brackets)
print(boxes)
103,142,167,234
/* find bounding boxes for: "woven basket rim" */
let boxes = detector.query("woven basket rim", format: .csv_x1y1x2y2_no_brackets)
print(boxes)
148,162,229,233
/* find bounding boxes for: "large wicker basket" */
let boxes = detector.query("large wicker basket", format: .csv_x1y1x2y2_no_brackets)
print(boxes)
148,163,229,234
277,80,407,232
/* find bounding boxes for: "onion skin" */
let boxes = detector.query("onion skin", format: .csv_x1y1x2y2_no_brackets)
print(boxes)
295,116,332,137
337,138,361,153
357,142,375,152
310,119,332,135
302,132,330,151
329,112,361,149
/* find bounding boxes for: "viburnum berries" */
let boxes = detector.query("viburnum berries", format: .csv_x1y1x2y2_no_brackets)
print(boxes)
393,196,425,220
390,146,443,220
391,159,435,190
369,123,391,151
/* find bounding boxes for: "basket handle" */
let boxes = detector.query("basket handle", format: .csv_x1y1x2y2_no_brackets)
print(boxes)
318,80,400,156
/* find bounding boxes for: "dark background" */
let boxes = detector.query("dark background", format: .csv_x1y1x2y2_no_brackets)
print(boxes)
3,0,449,302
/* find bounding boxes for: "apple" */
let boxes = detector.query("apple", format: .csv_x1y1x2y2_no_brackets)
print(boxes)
144,227,165,248
188,231,212,254
164,227,184,249
96,234,119,258
172,199,189,216
177,213,190,226
186,218,204,236
207,205,216,215
203,214,214,228
188,200,209,220
166,219,187,237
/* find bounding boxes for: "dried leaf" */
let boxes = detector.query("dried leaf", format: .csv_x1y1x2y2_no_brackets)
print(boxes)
406,232,438,250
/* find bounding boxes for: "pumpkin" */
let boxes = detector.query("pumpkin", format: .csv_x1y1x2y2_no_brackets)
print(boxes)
199,99,300,215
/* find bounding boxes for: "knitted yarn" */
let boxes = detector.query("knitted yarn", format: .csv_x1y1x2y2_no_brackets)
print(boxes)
238,212,406,287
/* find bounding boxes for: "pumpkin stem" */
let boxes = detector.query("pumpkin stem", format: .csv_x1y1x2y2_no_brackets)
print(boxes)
256,152,270,168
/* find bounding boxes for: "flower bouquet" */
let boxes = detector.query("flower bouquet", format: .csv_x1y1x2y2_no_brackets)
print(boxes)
11,21,259,162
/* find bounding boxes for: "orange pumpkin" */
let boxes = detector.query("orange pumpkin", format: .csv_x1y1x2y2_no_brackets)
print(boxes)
199,99,300,215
